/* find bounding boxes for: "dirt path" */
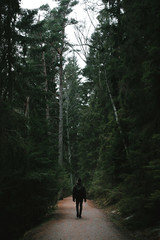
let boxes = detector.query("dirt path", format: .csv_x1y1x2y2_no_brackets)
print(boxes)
23,196,132,240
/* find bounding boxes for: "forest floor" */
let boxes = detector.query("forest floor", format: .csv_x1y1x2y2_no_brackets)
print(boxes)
22,196,133,240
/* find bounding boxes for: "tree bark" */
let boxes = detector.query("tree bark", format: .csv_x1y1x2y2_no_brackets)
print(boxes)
42,51,50,121
58,51,63,166
65,90,73,187
24,96,30,118
104,69,128,156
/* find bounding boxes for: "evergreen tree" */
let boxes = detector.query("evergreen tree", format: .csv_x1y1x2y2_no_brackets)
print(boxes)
63,56,81,186
0,3,63,239
79,0,160,230
0,0,20,101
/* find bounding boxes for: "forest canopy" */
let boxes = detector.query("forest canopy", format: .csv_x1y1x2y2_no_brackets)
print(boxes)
0,0,160,239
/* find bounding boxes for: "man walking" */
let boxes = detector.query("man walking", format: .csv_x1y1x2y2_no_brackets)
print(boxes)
72,178,86,218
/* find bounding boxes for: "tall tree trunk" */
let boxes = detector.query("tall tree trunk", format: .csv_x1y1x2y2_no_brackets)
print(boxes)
24,96,30,118
104,69,128,156
42,51,50,121
65,91,73,187
58,50,63,166
7,1,13,103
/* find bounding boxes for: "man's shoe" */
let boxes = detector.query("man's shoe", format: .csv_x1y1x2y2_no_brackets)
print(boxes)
79,215,81,218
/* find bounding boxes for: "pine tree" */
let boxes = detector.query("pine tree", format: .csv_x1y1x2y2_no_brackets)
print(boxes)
0,0,20,102
80,0,160,229
50,0,78,166
63,55,81,186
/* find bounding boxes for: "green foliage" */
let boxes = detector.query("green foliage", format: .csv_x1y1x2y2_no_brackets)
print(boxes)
78,0,160,231
0,0,160,237
0,0,20,101
0,101,60,239
0,1,72,238
63,56,81,173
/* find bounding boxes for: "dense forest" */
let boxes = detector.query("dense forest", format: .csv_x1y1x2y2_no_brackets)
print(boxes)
0,0,160,239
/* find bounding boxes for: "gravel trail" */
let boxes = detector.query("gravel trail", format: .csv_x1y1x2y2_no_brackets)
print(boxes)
23,196,132,240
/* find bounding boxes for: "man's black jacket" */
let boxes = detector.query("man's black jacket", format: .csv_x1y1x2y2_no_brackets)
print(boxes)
72,183,86,202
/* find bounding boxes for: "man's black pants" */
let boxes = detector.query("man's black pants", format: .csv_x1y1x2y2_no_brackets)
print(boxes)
76,200,83,217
